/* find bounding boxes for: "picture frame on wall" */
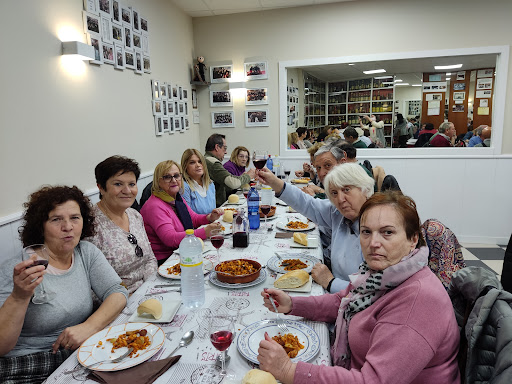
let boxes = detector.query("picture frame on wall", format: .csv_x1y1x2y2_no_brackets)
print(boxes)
111,0,121,24
162,100,167,116
151,79,160,100
134,50,143,74
124,26,132,50
101,16,112,43
131,7,140,32
184,117,190,130
477,68,494,78
181,116,186,131
174,101,179,116
140,15,149,34
152,100,163,115
172,85,178,99
168,117,175,134
98,0,112,18
102,42,115,64
155,116,163,136
453,92,465,100
160,82,168,99
143,56,151,73
133,33,142,49
83,0,99,15
124,50,135,69
246,88,268,105
184,102,188,115
476,78,492,90
83,11,101,35
178,102,185,115
192,89,197,109
182,89,188,101
113,43,124,70
211,111,234,128
167,83,173,100
167,100,174,115
453,83,465,91
210,90,232,107
162,117,170,133
121,4,131,26
111,23,123,44
87,34,103,65
210,65,232,83
244,61,268,80
179,86,183,100
142,34,150,55
174,116,182,132
245,109,269,127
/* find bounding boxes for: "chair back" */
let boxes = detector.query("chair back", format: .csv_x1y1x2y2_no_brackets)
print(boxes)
139,181,153,209
502,233,512,293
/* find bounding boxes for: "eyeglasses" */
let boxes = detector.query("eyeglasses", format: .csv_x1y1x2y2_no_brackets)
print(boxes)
161,173,181,182
238,154,249,159
127,234,144,258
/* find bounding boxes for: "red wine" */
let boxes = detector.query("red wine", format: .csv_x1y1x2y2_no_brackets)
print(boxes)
211,235,224,249
253,159,267,169
33,260,49,269
277,175,286,180
243,192,249,199
260,205,271,215
284,171,291,177
210,330,233,351
233,231,249,248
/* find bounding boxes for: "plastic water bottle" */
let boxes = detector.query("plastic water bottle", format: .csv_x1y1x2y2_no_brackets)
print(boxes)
247,186,260,230
266,155,273,173
179,229,205,308
273,156,280,176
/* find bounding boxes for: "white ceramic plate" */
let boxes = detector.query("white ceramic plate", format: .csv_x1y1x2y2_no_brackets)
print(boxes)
289,236,319,249
276,221,315,232
128,300,181,323
237,319,320,364
267,253,319,274
209,268,267,289
276,275,313,293
158,258,213,280
223,197,246,206
77,322,165,371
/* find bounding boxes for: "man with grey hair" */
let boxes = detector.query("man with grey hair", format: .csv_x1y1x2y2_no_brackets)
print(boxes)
468,125,487,147
430,121,456,147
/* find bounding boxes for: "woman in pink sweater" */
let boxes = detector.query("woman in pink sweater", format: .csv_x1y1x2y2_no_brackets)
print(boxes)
141,160,222,264
259,192,461,384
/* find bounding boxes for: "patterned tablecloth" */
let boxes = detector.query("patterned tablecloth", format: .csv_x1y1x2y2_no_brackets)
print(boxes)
46,197,332,384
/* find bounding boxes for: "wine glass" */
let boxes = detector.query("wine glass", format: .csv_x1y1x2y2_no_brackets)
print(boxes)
242,186,250,200
22,244,54,304
210,229,224,265
283,166,291,182
209,316,235,378
260,188,273,230
253,150,268,186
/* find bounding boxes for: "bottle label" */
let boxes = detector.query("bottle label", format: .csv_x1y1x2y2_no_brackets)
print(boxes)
181,260,203,268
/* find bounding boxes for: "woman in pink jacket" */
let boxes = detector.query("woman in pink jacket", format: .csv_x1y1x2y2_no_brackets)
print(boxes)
141,160,222,264
259,191,461,384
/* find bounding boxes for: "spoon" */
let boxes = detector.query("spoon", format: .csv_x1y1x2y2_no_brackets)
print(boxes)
168,330,194,357
274,252,289,267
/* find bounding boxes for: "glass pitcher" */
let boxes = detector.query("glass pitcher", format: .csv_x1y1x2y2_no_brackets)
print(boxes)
232,208,249,248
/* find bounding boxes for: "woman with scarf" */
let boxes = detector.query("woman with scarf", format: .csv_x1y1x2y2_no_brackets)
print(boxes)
140,160,222,265
258,191,460,384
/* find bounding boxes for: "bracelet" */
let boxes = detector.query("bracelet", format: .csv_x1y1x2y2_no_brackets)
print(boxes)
326,278,335,292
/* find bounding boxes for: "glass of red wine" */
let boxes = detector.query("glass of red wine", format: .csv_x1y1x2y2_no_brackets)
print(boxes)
252,150,268,186
22,244,54,304
209,317,235,377
210,229,224,265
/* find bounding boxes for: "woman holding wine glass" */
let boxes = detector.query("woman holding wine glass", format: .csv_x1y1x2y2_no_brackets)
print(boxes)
0,186,128,383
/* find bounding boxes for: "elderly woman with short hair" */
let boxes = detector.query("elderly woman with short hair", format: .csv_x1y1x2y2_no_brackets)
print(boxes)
257,162,374,292
223,146,250,176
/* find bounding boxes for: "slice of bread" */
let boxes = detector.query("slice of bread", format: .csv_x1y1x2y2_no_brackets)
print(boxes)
274,269,309,289
137,299,162,319
228,194,240,203
293,232,308,246
242,369,278,384
223,210,234,223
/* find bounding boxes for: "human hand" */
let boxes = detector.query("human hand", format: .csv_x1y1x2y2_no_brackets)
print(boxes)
255,168,284,194
207,208,223,222
261,288,292,314
11,257,45,302
258,332,296,383
52,322,97,353
204,222,222,238
311,263,334,290
246,168,256,179
295,170,304,178
301,186,315,196
303,163,313,173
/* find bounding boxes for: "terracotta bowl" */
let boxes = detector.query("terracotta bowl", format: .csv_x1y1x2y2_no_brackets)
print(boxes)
259,205,276,218
215,259,261,284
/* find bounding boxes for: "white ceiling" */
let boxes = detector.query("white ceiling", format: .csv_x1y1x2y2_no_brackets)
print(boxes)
171,0,355,17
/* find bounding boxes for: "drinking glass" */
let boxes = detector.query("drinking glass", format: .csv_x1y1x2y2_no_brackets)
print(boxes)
283,166,291,182
209,316,235,377
210,229,224,265
260,188,273,229
22,244,54,304
253,150,268,186
242,186,250,200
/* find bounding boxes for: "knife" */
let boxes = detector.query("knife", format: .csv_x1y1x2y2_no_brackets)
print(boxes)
144,289,180,296
154,284,181,288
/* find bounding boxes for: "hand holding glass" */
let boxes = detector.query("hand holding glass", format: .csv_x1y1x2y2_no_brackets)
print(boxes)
22,244,54,304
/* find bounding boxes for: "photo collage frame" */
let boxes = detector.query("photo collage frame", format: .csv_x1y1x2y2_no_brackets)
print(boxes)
151,79,190,136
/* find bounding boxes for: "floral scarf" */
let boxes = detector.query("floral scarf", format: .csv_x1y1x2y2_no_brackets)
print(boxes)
332,246,429,368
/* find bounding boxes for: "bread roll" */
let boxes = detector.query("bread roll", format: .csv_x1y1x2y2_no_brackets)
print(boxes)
137,299,162,319
293,232,308,246
274,270,309,289
223,210,234,223
228,194,239,203
242,183,251,190
242,369,278,384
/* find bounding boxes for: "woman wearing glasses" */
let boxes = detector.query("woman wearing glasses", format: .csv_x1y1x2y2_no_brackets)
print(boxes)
181,149,216,215
141,160,223,264
88,156,157,294
223,146,250,176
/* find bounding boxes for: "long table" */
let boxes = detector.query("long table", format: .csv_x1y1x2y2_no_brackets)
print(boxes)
46,195,331,384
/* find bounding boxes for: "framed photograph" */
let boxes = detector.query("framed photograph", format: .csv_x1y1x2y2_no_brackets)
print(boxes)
140,15,149,34
246,88,268,105
154,116,163,136
245,61,268,80
181,116,186,131
453,83,465,91
124,50,135,69
151,80,160,100
142,34,150,55
162,117,170,133
100,16,112,43
167,83,173,100
113,43,124,70
134,50,143,74
211,111,234,128
172,85,178,99
162,100,167,116
210,90,232,107
184,117,190,130
124,26,132,51
98,0,111,17
178,86,183,100
102,42,114,64
111,0,121,24
83,0,99,15
182,89,188,101
143,56,151,73
111,23,123,44
192,89,197,109
174,101,179,116
174,116,182,132
168,117,175,134
87,34,103,65
452,104,464,113
453,92,465,101
133,33,142,49
476,89,492,98
184,102,188,115
121,4,131,26
152,100,163,115
178,102,185,115
160,82,168,100
477,78,493,90
167,100,174,115
131,7,140,32
210,65,232,83
456,71,465,81
477,68,494,78
83,11,101,35
245,109,269,127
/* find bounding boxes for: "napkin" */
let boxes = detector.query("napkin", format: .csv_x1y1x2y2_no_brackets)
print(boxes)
87,355,181,384
275,232,293,238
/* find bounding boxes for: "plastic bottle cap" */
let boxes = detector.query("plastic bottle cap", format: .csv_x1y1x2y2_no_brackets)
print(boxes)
185,229,194,235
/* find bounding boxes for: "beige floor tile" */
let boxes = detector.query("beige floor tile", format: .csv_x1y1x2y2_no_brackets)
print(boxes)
482,260,503,275
461,248,479,261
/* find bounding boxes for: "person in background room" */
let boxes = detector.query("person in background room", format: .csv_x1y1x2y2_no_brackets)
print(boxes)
223,146,250,176
295,127,309,149
316,125,333,143
430,122,456,147
181,149,216,215
89,156,157,294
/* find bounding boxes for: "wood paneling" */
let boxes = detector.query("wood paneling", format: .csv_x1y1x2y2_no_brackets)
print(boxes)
421,73,445,129
473,68,494,129
447,71,470,136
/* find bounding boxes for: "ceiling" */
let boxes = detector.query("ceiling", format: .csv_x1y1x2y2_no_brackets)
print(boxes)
171,0,355,17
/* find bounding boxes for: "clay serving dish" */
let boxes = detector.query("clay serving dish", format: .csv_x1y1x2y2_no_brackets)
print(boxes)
214,259,261,284
258,206,277,218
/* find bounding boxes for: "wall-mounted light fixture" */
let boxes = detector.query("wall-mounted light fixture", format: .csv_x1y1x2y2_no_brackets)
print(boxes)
61,41,95,60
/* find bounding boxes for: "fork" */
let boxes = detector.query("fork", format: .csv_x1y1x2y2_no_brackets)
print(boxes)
64,347,134,374
274,252,289,267
268,294,290,333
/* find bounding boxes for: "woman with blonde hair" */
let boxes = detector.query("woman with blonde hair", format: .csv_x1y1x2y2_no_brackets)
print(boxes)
181,149,216,214
223,146,250,176
140,160,222,264
288,132,299,149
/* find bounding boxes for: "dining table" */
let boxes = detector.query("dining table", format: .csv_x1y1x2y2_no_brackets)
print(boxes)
45,190,332,384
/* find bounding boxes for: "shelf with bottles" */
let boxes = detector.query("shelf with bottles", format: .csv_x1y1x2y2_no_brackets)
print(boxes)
305,105,325,116
328,115,347,126
305,115,326,128
328,93,347,104
372,89,394,101
372,77,394,89
328,81,347,94
349,79,372,91
347,103,370,114
371,102,393,113
348,91,371,103
328,104,346,115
